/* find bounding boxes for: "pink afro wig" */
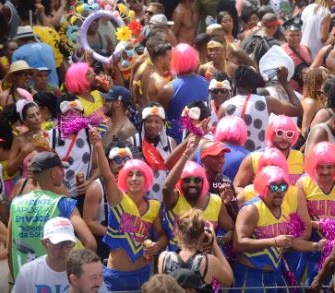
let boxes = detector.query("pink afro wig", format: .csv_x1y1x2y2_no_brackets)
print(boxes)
65,62,92,94
176,161,209,197
305,142,335,182
171,43,199,75
214,116,247,146
117,159,154,193
264,115,299,147
257,147,288,174
254,165,289,198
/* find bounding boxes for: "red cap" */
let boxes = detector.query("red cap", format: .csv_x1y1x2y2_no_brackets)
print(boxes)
200,142,230,160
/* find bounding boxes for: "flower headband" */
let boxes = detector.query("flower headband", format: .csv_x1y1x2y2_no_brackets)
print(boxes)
60,99,84,114
142,106,165,120
209,79,231,91
181,106,201,121
15,88,37,121
108,147,133,160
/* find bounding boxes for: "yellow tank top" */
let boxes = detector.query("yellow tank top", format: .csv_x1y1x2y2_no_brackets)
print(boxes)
163,193,222,250
104,194,161,262
242,196,297,270
251,149,304,185
301,176,335,220
78,90,104,117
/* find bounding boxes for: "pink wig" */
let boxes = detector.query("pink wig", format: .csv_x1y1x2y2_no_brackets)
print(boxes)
305,142,335,182
117,159,154,193
65,62,92,94
254,165,290,198
214,116,247,146
170,43,199,75
257,147,288,174
264,115,299,147
176,161,209,197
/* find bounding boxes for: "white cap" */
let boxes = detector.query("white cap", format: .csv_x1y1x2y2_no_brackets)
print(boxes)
150,14,174,26
43,217,76,244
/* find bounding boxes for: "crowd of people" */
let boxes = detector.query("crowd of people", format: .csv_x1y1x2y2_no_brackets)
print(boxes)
2,0,335,292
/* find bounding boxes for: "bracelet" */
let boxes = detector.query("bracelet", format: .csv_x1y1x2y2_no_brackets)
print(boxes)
274,238,278,247
182,154,189,160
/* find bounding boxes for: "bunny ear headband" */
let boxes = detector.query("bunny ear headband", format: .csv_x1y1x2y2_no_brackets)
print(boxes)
208,79,231,91
15,88,37,121
60,99,84,114
181,106,201,121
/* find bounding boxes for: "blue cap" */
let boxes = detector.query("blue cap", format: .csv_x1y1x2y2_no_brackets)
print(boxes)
102,86,131,103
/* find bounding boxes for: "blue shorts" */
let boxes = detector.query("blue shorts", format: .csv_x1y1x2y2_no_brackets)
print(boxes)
103,265,150,292
230,262,289,293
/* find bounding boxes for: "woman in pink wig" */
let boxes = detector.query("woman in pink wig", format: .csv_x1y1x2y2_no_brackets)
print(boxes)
91,129,167,292
65,62,108,129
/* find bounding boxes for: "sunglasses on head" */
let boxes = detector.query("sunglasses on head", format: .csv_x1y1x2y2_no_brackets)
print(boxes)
182,177,203,184
268,183,288,192
152,43,172,58
145,10,154,16
211,89,229,95
274,129,295,139
112,156,131,165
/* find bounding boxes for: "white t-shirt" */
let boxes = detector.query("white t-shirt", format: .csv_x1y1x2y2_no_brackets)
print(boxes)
301,3,331,58
13,255,69,293
13,255,109,293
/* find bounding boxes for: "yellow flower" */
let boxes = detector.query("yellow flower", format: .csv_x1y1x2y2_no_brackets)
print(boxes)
128,10,135,20
117,3,127,15
115,26,132,42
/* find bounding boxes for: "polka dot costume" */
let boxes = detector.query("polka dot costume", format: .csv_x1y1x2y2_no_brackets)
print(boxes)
224,94,269,152
48,129,92,196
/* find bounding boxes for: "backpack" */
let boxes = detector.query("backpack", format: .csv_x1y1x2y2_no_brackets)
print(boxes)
241,34,280,64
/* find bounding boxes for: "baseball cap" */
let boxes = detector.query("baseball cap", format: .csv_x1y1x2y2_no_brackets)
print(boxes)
200,142,230,160
102,86,131,103
43,217,76,244
31,152,69,174
150,14,174,26
36,67,52,73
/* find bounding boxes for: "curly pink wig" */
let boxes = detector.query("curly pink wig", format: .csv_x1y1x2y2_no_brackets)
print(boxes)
214,116,247,146
176,161,209,197
257,147,288,174
117,159,154,193
171,43,199,75
305,142,335,182
264,115,299,147
254,165,290,198
65,62,92,94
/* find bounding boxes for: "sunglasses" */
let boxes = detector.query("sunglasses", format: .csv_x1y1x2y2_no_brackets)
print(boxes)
15,71,31,77
182,177,203,184
145,10,154,16
48,240,75,249
152,43,172,58
112,156,131,165
274,129,295,138
268,183,288,192
211,89,229,95
317,89,327,96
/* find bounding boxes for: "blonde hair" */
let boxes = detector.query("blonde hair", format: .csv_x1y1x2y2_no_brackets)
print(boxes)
141,274,184,293
175,209,205,247
303,68,324,101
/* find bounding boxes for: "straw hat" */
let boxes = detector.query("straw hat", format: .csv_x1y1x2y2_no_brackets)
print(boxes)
5,60,34,84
